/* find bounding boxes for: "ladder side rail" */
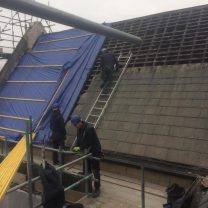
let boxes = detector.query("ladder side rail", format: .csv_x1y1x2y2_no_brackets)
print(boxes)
70,53,124,149
94,52,133,128
85,89,105,123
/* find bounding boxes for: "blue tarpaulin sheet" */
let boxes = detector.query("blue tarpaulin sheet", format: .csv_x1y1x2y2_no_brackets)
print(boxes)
0,28,105,144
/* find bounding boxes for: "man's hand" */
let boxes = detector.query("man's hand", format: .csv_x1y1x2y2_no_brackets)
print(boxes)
73,146,80,152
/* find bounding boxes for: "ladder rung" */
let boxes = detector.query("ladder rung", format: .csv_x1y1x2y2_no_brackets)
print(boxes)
98,99,108,102
93,107,103,110
86,121,95,125
89,114,99,117
100,93,110,96
120,56,129,59
97,100,106,103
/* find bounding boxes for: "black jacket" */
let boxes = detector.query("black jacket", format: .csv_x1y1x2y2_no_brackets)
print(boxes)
50,110,66,136
39,162,65,208
76,122,102,157
100,51,119,70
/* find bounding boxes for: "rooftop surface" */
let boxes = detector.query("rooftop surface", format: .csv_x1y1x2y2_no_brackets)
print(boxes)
80,170,166,208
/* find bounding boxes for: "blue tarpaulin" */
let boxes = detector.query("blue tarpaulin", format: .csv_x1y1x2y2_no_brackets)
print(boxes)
0,28,105,144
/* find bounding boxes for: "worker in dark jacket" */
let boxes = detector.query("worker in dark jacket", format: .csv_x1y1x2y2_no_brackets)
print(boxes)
50,103,66,165
71,114,102,198
100,48,119,89
39,161,65,208
39,161,84,208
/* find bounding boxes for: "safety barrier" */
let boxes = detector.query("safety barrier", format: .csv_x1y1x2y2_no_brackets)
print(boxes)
0,135,97,208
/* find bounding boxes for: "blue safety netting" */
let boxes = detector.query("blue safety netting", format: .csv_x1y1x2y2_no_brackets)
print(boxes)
0,28,105,144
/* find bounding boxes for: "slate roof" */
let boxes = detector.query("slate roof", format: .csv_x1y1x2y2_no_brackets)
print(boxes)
67,4,208,171
97,64,208,168
67,63,208,169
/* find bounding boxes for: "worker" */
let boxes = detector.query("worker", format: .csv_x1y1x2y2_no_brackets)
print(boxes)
39,161,85,208
39,161,65,208
50,103,66,165
71,114,102,198
100,48,119,89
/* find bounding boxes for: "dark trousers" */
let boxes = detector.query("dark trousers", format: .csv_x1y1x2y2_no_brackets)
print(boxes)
66,203,84,208
100,68,113,88
52,136,65,165
43,187,65,208
84,159,100,190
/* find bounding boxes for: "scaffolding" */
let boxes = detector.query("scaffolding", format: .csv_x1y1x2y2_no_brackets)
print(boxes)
0,119,95,207
0,4,54,58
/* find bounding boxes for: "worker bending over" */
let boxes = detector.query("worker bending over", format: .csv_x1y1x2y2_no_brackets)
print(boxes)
71,115,102,198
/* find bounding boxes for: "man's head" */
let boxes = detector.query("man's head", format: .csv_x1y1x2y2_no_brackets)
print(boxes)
52,103,59,111
71,114,82,128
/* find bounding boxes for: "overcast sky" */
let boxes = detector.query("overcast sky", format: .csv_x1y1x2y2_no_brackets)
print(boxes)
0,1,208,67
35,0,208,31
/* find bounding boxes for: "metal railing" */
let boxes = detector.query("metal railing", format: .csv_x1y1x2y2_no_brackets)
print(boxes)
0,118,97,208
0,111,149,208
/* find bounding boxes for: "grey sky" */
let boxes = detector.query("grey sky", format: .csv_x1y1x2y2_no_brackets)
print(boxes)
1,0,207,67
0,1,207,67
36,0,208,31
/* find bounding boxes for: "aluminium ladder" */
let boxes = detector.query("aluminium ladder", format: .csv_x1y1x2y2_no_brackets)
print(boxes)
71,51,132,149
85,51,133,128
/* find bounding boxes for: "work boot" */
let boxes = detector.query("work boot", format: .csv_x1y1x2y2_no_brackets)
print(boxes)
92,188,100,198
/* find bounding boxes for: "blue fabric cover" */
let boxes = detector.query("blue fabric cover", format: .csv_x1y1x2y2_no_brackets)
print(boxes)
0,28,105,143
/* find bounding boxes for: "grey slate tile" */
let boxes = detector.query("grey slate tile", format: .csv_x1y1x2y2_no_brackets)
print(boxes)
69,63,208,169
144,146,168,160
101,139,118,152
115,142,132,154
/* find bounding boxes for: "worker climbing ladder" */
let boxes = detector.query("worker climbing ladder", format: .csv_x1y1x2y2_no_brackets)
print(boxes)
85,51,133,128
